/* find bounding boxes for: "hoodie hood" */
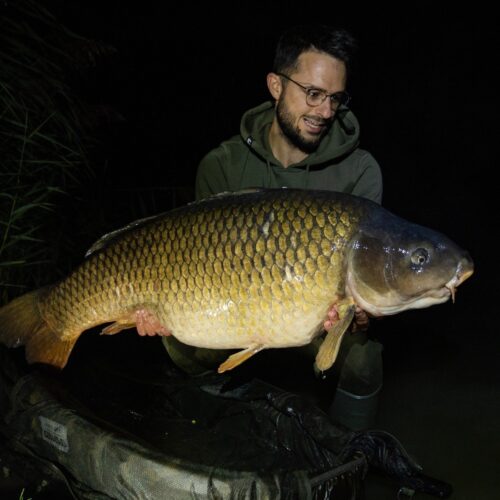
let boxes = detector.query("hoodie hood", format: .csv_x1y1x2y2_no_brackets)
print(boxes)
240,101,361,168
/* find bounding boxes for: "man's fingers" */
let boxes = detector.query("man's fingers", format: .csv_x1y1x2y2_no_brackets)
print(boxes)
327,308,338,319
352,308,370,332
323,305,371,333
324,304,340,330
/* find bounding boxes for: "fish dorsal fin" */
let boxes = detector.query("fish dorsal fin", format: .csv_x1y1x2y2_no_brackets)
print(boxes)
85,214,162,258
203,188,266,201
85,188,275,258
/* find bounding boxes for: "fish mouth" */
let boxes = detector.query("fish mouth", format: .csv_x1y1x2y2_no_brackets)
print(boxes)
445,259,474,303
347,257,474,316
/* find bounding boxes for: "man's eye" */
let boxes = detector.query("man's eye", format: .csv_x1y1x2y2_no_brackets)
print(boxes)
307,89,322,99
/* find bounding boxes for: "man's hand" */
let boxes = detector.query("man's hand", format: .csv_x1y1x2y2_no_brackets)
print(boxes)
323,304,370,332
352,306,370,332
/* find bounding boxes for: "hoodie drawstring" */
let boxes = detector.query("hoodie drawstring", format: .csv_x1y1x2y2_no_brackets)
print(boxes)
266,159,272,188
237,147,252,191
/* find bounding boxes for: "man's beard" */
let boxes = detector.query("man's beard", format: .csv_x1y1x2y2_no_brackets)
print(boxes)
276,99,332,154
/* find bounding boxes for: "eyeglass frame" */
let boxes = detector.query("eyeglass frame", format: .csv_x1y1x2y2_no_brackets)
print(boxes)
276,72,351,109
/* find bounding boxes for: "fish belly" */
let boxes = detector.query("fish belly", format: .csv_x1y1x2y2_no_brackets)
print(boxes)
164,297,329,350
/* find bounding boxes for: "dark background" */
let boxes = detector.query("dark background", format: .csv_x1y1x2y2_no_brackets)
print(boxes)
34,0,494,368
38,0,496,400
43,2,494,309
2,2,498,497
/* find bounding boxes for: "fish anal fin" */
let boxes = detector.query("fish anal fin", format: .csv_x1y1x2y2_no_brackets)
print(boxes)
101,320,135,335
101,307,171,337
315,301,356,372
217,344,264,373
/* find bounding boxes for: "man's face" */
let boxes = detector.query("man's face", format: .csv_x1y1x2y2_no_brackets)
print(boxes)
274,51,347,154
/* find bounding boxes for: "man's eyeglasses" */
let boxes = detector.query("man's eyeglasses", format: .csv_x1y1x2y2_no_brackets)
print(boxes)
277,73,350,110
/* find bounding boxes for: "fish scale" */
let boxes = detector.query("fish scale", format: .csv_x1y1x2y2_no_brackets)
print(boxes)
0,189,473,371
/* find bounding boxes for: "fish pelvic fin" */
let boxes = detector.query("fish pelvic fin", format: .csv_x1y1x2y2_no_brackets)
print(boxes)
217,344,265,373
0,288,75,369
315,300,356,373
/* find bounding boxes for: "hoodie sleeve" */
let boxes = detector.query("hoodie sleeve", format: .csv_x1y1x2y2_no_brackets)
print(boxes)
351,151,383,204
195,147,230,201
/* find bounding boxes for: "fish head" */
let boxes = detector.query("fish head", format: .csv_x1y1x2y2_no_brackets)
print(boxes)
346,213,474,316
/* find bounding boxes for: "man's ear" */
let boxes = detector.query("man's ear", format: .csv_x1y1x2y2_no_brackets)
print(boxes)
267,72,283,101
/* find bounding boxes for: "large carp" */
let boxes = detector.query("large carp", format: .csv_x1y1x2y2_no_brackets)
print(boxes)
0,189,473,372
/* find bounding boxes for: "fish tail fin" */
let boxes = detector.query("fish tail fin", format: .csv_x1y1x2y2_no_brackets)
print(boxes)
0,288,76,369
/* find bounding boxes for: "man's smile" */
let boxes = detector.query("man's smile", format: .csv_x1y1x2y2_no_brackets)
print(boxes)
303,116,329,135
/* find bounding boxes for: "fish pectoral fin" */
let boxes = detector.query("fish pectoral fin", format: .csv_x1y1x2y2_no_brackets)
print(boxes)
315,302,356,373
217,344,265,373
101,307,172,337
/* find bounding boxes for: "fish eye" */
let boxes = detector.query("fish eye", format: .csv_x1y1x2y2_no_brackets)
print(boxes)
411,248,429,266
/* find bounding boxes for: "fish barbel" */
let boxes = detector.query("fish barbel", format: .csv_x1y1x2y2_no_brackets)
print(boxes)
0,189,474,372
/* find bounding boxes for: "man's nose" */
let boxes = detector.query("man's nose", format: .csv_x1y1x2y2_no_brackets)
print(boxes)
314,98,335,119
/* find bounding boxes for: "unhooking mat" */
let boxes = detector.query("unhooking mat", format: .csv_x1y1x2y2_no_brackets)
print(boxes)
0,333,367,500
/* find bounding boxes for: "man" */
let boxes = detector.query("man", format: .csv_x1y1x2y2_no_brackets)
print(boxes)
195,25,382,204
163,25,383,430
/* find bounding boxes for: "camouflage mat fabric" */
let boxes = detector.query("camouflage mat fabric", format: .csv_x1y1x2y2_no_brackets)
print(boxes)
0,335,366,499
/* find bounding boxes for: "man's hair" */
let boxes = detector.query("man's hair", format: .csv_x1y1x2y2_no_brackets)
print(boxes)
272,24,357,76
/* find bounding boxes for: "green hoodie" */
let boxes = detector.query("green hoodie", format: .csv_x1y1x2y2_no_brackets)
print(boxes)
195,101,382,203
